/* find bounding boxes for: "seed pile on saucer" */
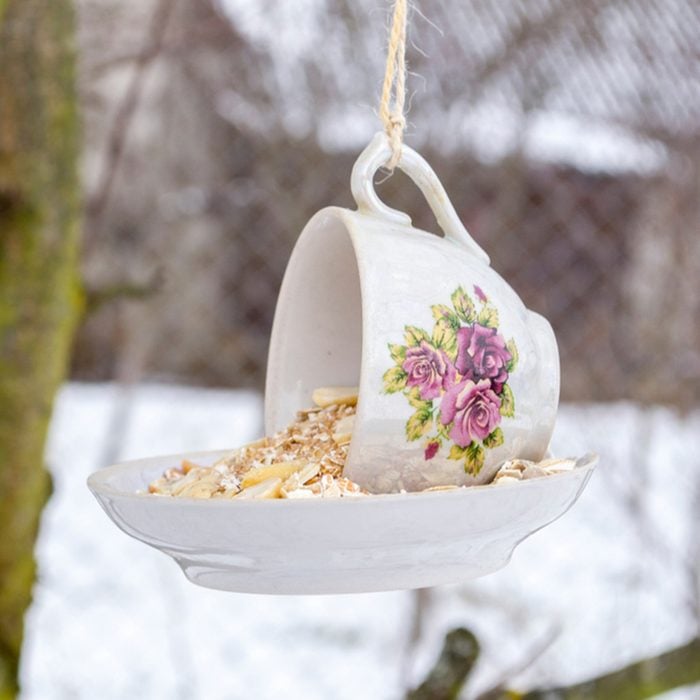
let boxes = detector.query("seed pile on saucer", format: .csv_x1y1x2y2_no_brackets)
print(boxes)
148,387,366,499
147,386,578,499
492,457,577,485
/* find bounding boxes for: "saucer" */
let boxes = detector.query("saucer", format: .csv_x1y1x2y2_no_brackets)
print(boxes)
88,450,596,594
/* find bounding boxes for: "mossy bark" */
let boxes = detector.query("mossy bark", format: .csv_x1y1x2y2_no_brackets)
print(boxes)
413,629,700,700
515,637,700,700
0,1,82,697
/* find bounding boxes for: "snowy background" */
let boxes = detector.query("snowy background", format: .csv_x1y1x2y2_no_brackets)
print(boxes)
21,383,700,699
14,0,699,696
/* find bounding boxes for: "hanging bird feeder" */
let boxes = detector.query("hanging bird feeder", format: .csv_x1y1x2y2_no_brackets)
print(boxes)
88,0,596,595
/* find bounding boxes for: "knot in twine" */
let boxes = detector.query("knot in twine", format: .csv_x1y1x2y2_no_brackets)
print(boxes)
379,0,408,171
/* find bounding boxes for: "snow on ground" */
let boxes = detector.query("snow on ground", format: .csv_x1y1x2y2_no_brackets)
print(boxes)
20,383,700,699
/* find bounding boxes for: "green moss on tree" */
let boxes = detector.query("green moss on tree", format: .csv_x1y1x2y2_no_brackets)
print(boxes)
0,0,82,696
411,629,700,700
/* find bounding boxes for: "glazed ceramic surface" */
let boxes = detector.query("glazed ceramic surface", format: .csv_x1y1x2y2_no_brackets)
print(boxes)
266,133,560,493
88,451,597,595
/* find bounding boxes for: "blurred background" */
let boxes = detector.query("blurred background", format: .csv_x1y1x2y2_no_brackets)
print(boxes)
75,0,700,406
2,0,700,697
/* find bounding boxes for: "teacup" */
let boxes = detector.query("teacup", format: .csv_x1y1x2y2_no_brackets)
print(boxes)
265,132,559,493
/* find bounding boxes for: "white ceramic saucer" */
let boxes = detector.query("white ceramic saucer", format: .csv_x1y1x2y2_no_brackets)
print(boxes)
87,451,596,595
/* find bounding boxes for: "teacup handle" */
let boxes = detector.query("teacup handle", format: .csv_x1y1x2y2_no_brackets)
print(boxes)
351,132,490,264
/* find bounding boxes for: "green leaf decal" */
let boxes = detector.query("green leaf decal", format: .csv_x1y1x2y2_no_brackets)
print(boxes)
389,342,407,364
437,420,451,441
464,442,485,475
404,325,430,347
500,384,515,417
383,366,407,394
477,304,499,329
483,427,504,448
431,304,460,328
432,317,458,355
448,443,467,461
407,388,432,410
506,338,518,372
406,405,434,441
451,286,475,323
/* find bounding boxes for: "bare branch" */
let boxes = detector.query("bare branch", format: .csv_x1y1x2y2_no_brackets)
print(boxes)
84,271,162,314
463,0,612,99
517,637,700,700
86,0,175,230
87,18,231,80
475,625,561,700
413,629,700,700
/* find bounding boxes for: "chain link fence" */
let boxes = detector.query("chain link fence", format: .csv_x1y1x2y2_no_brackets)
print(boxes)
72,0,700,407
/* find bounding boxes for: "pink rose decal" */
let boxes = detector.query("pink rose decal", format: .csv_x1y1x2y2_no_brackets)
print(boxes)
402,340,455,400
455,324,512,392
440,379,501,446
383,284,517,475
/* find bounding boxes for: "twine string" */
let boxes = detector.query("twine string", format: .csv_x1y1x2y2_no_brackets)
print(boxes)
379,0,408,170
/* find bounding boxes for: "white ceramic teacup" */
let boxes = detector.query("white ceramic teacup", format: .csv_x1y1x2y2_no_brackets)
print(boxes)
265,133,559,493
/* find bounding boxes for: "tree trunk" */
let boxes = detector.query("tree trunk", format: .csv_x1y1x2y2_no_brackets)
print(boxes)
0,0,81,696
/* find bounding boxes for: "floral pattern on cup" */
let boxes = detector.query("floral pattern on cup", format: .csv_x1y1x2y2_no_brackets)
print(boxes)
382,285,518,475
